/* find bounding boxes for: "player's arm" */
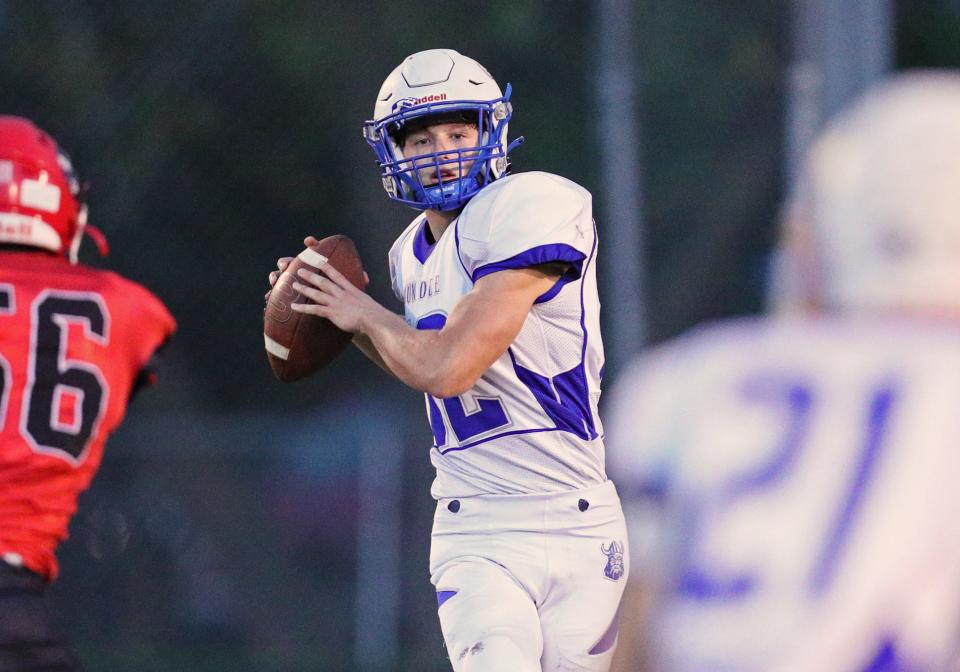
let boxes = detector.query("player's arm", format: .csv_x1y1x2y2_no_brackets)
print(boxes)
351,332,394,376
292,262,565,398
129,337,172,401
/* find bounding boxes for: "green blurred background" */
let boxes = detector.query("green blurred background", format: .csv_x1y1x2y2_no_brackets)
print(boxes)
2,1,958,670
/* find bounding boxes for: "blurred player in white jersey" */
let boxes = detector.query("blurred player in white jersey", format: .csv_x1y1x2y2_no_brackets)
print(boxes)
606,71,960,672
269,49,627,670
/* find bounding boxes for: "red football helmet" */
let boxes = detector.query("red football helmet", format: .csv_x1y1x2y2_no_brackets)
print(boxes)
0,116,87,261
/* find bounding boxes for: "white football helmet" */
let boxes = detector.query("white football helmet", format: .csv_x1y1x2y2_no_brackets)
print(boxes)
363,49,523,211
772,71,960,315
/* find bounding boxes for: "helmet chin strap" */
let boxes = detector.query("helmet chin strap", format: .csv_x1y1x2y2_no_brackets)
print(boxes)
67,205,109,263
83,225,110,258
507,136,525,152
421,175,478,212
67,205,86,264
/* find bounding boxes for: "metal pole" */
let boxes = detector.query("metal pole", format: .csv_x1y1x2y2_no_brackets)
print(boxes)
596,0,646,373
774,0,892,311
353,409,402,670
786,0,893,189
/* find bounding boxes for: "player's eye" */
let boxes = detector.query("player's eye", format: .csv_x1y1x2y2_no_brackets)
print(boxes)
405,134,430,149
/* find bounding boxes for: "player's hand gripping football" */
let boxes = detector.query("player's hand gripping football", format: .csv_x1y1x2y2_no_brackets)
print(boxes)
265,235,370,298
291,263,376,334
264,235,307,298
266,236,374,335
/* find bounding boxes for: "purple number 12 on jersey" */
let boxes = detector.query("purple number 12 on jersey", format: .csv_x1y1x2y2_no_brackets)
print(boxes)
416,314,509,448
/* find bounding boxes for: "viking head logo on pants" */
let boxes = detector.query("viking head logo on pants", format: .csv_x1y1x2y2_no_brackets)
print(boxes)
601,540,625,581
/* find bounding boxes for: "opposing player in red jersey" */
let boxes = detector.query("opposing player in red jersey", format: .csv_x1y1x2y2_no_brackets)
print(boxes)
0,116,176,671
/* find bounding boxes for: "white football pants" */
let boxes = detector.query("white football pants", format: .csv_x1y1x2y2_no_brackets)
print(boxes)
430,480,628,671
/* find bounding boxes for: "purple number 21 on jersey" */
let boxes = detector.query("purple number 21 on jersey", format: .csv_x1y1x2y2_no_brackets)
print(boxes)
677,371,897,601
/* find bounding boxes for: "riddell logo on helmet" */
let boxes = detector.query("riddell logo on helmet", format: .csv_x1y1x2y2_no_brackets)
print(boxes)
393,93,447,112
0,216,37,239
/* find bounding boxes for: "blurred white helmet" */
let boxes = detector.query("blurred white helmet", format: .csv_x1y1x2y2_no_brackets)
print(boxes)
772,71,960,315
362,49,523,212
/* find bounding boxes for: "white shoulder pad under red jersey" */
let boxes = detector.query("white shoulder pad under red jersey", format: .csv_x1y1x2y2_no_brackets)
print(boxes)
455,171,594,284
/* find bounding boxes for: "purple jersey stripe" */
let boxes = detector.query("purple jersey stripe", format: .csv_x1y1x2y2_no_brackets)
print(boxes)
471,244,585,289
436,590,458,608
412,218,436,264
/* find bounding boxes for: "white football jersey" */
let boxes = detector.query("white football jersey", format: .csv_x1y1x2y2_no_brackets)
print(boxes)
607,316,960,672
388,171,607,498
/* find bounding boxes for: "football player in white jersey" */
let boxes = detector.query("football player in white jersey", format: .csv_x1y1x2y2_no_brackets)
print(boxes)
606,71,960,672
269,49,628,671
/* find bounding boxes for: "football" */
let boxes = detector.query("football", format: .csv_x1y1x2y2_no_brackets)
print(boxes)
264,234,368,382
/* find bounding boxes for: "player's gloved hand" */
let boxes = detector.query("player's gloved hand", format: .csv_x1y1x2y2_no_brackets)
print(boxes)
265,236,320,301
